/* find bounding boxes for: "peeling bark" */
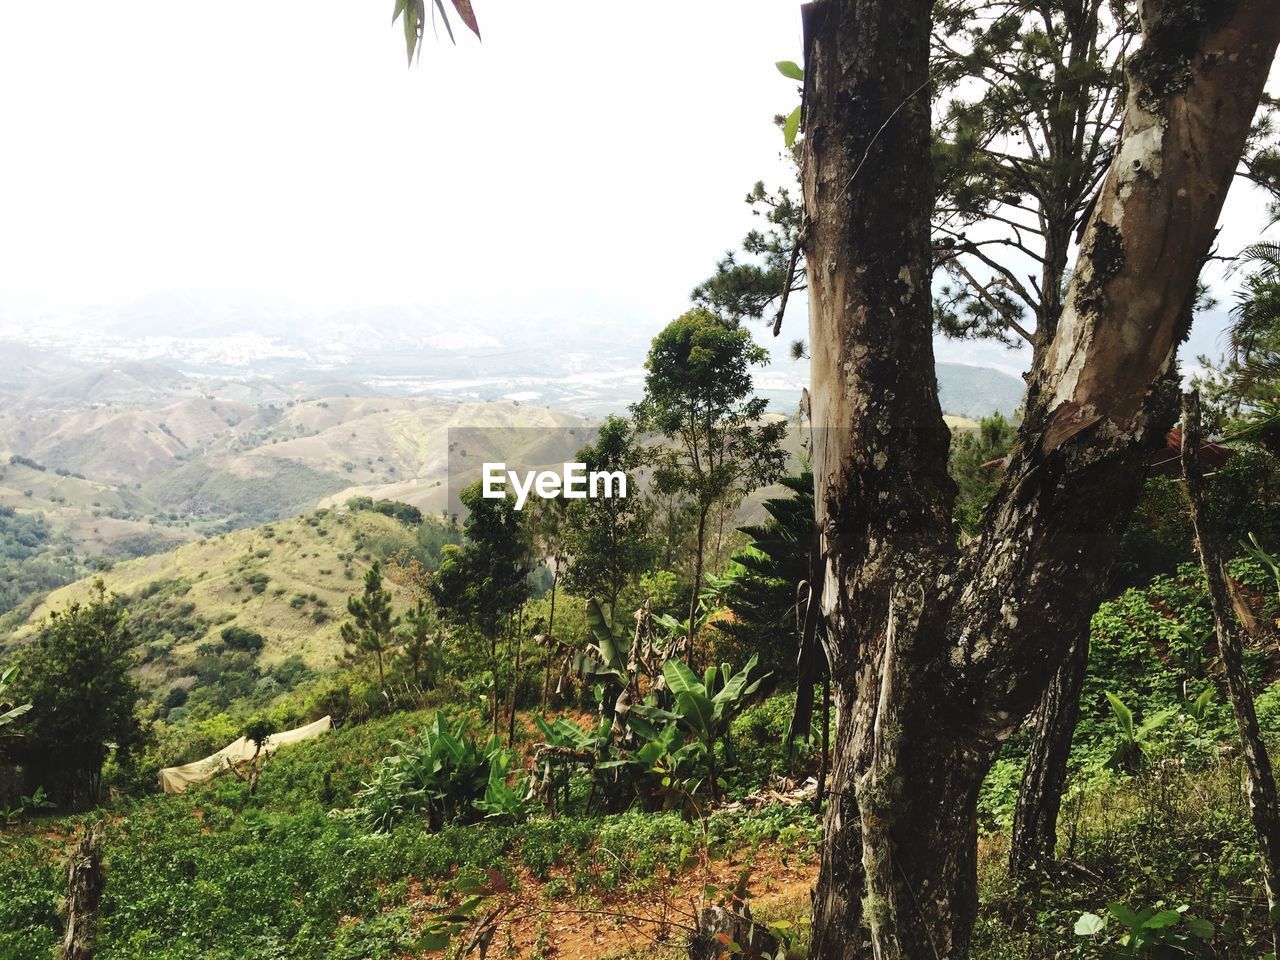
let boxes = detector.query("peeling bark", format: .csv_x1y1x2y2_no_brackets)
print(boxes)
1182,390,1280,954
801,0,1280,955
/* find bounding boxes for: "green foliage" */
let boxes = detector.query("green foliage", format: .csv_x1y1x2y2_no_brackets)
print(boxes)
632,309,786,525
718,467,817,682
344,497,423,527
11,582,145,807
1074,902,1215,957
633,307,785,644
655,655,768,748
691,182,804,326
0,506,85,617
0,785,53,826
949,414,1017,536
1104,692,1175,774
577,596,630,686
393,0,479,65
219,625,265,653
242,717,277,749
1243,532,1280,603
633,655,768,801
931,0,1133,344
0,664,31,729
396,598,445,687
340,561,399,687
429,482,529,642
1114,450,1280,588
560,416,654,619
351,712,522,833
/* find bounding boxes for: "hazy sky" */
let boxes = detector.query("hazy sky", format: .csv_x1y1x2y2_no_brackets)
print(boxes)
0,1,1272,374
0,1,801,321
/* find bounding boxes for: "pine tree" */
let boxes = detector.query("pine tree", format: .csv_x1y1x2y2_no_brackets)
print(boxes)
341,561,399,689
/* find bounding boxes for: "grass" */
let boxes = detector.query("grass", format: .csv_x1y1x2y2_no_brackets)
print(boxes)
0,708,822,960
10,509,422,678
0,461,198,555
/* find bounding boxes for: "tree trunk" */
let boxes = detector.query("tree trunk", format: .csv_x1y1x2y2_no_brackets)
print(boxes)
62,822,106,960
787,535,825,749
687,505,709,668
509,604,525,747
1008,632,1089,883
490,628,500,735
800,0,1279,955
544,560,559,708
1182,390,1280,952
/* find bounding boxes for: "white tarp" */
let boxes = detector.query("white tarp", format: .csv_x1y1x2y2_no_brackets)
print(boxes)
158,715,332,794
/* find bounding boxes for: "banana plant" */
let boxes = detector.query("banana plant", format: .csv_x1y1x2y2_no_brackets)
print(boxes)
1105,692,1175,774
474,750,527,821
1243,532,1280,604
651,572,732,662
529,714,612,813
636,654,768,800
0,666,31,730
353,712,517,832
575,598,630,686
576,598,664,738
633,721,709,812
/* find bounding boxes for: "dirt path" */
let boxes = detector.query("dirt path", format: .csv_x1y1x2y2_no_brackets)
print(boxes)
409,846,818,959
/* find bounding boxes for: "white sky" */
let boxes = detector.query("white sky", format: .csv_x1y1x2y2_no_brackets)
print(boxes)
0,0,802,321
0,1,1272,374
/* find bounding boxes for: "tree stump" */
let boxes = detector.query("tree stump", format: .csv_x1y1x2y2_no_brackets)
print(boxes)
62,822,106,960
688,904,782,960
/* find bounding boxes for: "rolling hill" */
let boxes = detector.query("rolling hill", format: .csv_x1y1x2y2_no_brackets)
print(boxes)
2,507,437,718
1,392,594,529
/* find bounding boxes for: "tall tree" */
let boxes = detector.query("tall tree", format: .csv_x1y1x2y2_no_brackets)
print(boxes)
799,1,1278,957
13,582,145,808
398,598,446,687
632,308,786,660
430,482,530,728
340,561,400,689
718,466,820,686
705,4,1135,878
1182,390,1280,952
560,415,654,626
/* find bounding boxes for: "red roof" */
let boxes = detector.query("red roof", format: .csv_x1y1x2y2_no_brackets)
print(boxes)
1146,429,1234,477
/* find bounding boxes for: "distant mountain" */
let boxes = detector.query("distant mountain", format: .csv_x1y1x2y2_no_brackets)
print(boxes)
1,391,594,529
3,301,1028,420
0,341,84,395
936,362,1024,419
32,361,199,406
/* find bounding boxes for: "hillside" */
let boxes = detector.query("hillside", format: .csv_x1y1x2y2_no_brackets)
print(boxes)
3,507,438,718
0,459,198,626
1,393,593,530
0,459,195,553
936,362,1023,418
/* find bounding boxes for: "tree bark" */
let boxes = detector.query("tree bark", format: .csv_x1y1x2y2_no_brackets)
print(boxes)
62,822,105,960
801,0,1280,956
508,604,525,747
544,559,559,708
1008,633,1089,883
1182,390,1280,952
687,504,709,669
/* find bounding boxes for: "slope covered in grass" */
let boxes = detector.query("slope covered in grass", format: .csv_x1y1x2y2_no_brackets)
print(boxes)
1,507,444,721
